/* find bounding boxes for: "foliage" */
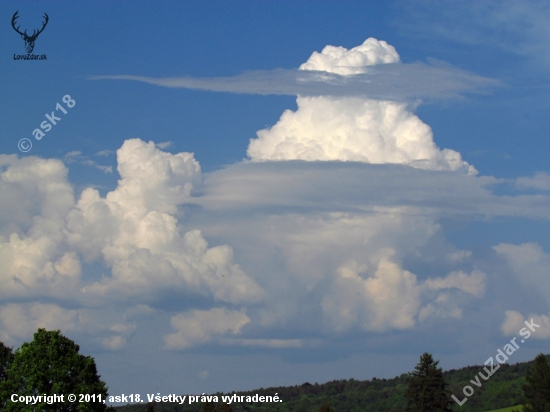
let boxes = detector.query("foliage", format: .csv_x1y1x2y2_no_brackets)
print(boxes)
1,328,109,411
0,341,14,410
201,402,216,412
404,352,452,412
113,354,549,412
489,406,524,412
0,341,13,383
319,401,334,412
519,353,550,412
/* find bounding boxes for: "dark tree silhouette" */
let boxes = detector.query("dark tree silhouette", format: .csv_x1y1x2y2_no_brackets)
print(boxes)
520,353,550,412
201,402,216,412
220,403,233,412
319,401,334,412
0,341,14,410
0,341,13,382
404,352,452,412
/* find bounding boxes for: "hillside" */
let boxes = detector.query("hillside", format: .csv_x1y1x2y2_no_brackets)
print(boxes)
114,355,549,412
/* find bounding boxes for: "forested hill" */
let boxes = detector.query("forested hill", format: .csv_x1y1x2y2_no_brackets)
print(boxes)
115,354,549,412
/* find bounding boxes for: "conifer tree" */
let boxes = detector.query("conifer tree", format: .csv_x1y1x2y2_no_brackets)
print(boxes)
521,353,550,412
404,352,452,412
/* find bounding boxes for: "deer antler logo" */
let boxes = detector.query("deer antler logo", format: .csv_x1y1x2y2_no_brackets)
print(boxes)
11,11,49,54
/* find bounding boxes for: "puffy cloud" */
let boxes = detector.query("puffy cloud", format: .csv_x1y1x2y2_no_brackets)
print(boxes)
247,96,476,174
164,308,250,349
247,38,476,174
1,137,547,353
0,140,266,350
417,270,486,322
321,254,485,333
322,257,421,333
0,303,79,345
109,138,200,214
501,310,550,339
65,139,263,304
298,37,399,74
0,155,79,299
0,303,135,349
424,269,486,297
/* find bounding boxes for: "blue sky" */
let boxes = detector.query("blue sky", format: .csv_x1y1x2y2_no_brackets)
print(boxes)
1,0,550,403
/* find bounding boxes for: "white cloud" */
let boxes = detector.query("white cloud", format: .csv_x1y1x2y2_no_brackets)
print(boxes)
2,137,549,352
417,270,486,321
493,242,550,301
0,303,79,345
0,155,79,299
91,32,496,102
424,269,486,297
322,257,421,333
65,139,263,304
246,38,476,174
516,172,550,191
501,310,550,339
0,40,547,359
164,308,250,349
247,96,476,174
0,303,136,349
299,37,399,74
156,141,173,149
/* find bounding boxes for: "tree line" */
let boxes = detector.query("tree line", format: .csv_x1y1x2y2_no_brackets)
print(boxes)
1,329,549,411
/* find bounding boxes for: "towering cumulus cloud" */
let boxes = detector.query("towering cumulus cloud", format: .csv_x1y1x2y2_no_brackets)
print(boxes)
248,38,477,175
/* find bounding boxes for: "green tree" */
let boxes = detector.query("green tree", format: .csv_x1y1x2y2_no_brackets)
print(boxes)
521,353,550,412
0,341,13,383
319,402,334,412
145,402,156,412
0,341,14,410
219,403,233,412
404,352,452,412
201,402,216,412
2,328,109,412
